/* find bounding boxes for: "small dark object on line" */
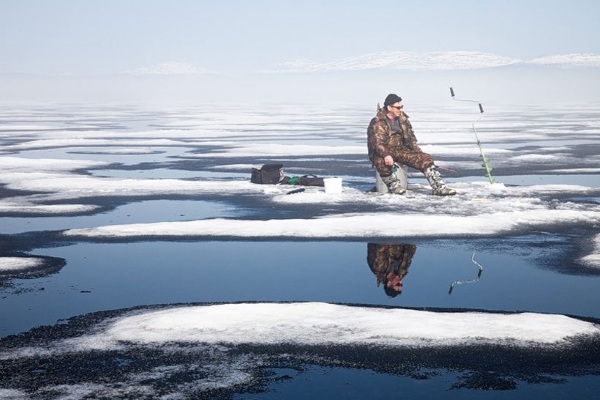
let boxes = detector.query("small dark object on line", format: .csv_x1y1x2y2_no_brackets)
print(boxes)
286,188,305,195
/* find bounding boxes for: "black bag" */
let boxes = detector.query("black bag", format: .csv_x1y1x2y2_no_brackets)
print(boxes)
297,175,325,187
251,164,284,184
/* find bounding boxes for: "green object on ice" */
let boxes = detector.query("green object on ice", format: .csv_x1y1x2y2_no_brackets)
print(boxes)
450,87,495,184
473,108,495,184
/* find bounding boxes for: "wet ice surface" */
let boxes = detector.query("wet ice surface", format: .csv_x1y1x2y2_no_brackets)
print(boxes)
1,102,600,399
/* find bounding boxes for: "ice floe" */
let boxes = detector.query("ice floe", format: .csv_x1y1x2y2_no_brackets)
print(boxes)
3,303,599,361
89,303,600,347
0,257,44,272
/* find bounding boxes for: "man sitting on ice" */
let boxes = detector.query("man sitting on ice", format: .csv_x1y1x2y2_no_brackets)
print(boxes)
367,93,456,196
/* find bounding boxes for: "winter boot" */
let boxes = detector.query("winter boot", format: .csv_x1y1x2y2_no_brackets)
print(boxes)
425,165,456,196
381,173,406,195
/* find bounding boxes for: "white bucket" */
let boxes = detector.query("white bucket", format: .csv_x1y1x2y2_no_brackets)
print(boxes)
323,177,343,194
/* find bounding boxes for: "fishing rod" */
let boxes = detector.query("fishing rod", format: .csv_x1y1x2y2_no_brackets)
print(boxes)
450,87,495,184
448,253,484,295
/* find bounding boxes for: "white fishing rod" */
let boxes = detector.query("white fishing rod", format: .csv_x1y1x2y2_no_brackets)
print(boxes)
450,87,495,184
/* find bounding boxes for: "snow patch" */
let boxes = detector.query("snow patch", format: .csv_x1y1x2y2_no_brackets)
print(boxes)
0,257,44,272
579,233,600,268
63,207,600,239
44,303,600,354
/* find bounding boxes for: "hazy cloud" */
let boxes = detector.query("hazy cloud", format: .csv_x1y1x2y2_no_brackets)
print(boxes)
126,62,216,76
526,53,600,67
263,51,600,73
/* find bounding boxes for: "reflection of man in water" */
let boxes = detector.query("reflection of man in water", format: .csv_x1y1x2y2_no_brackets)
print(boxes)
367,243,416,297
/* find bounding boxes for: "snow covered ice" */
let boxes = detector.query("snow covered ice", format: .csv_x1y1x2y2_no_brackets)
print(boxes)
1,302,600,399
55,303,600,349
0,103,598,262
1,101,600,398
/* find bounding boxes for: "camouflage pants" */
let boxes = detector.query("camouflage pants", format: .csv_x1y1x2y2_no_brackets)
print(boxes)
371,147,434,177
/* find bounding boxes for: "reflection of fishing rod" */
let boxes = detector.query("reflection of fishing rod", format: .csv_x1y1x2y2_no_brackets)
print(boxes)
450,87,495,184
449,252,484,294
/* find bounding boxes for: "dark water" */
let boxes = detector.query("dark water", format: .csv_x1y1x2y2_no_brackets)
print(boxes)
234,366,600,400
3,237,599,337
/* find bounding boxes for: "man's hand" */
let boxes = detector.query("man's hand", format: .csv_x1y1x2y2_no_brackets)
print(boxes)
384,155,394,166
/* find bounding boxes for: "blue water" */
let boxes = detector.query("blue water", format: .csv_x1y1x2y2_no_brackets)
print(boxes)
3,239,599,338
235,367,600,400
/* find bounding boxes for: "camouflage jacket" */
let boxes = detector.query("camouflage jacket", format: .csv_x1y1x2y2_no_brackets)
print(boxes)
367,107,421,162
367,243,416,286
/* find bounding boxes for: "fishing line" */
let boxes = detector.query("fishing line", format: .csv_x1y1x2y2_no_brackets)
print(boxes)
448,252,484,294
450,87,495,184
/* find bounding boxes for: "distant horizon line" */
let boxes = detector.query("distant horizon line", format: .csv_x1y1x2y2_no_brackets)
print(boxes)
2,51,600,77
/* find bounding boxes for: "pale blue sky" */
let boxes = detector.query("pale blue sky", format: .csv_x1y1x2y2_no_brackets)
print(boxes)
2,0,599,75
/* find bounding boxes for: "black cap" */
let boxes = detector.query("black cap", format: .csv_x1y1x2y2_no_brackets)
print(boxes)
384,94,402,106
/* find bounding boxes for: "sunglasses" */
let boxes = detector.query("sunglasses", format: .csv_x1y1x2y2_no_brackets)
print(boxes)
390,105,404,110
